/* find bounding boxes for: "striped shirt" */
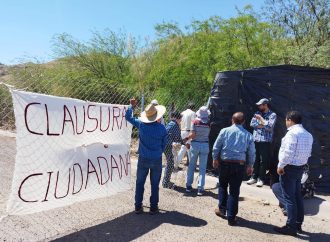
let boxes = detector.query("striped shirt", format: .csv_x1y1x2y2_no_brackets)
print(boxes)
278,124,313,168
191,119,210,142
250,110,277,142
125,105,167,160
212,124,256,166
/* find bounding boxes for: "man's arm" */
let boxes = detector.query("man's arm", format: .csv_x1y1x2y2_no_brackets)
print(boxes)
246,135,256,167
250,114,259,129
173,124,184,144
278,132,297,169
262,113,277,131
161,128,168,152
212,130,224,161
125,105,141,128
212,131,224,169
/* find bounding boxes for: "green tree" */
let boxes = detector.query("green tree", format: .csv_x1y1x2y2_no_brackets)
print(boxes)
139,9,286,108
264,0,330,67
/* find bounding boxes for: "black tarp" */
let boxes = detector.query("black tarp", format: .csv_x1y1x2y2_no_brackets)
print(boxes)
209,65,330,193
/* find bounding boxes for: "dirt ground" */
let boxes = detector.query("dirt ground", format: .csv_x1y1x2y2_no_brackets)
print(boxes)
0,133,329,242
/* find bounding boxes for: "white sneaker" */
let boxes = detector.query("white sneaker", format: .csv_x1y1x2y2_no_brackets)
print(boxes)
247,178,257,185
256,179,264,187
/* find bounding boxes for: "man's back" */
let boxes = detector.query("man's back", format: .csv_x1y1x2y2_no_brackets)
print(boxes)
213,124,255,165
125,106,167,160
165,120,182,147
181,109,196,131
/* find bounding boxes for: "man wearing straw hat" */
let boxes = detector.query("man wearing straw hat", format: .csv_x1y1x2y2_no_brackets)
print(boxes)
125,98,167,215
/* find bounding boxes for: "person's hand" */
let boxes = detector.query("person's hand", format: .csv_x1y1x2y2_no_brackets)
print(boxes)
246,166,253,176
130,98,137,107
277,167,285,175
255,114,262,120
213,159,219,169
185,143,190,149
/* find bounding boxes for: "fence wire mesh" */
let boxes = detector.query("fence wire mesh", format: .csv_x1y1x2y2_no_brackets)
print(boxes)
0,64,212,240
0,66,208,131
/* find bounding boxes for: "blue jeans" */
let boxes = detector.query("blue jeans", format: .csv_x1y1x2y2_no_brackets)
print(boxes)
135,157,162,209
280,165,304,230
162,146,174,187
218,162,245,220
272,182,287,209
186,141,209,190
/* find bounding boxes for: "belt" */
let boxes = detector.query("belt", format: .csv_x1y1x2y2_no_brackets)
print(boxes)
286,164,305,168
191,140,208,143
221,160,245,165
182,130,191,132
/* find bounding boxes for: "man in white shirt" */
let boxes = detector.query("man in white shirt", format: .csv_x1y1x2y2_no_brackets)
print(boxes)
177,102,196,165
273,111,313,236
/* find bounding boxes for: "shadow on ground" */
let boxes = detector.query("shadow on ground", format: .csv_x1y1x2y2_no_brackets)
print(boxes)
53,210,207,242
236,217,330,241
173,185,246,202
173,185,218,199
304,197,326,216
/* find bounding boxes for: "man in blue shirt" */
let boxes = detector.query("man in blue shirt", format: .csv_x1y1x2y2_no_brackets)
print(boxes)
212,112,255,226
248,98,277,187
162,111,188,189
125,98,167,215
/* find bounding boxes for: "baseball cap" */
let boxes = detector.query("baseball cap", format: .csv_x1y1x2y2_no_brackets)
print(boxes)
256,98,269,106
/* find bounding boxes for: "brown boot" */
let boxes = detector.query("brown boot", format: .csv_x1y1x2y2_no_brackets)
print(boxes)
214,208,226,219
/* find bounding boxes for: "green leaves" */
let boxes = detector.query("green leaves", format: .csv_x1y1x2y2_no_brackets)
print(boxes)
9,2,329,108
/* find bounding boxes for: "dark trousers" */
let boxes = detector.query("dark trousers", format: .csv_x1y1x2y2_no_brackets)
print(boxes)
218,162,245,220
252,142,271,181
162,146,174,187
280,165,304,230
272,182,287,209
135,157,162,209
207,123,222,171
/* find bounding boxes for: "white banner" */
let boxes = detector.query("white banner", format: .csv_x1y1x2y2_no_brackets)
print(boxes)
7,90,132,215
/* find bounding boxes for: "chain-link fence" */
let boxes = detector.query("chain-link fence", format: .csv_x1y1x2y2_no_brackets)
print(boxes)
0,65,212,221
0,68,209,131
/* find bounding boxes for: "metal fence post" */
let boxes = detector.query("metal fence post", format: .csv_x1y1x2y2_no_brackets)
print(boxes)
141,93,145,111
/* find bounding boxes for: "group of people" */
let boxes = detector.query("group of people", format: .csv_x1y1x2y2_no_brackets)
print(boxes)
125,97,313,237
162,103,211,196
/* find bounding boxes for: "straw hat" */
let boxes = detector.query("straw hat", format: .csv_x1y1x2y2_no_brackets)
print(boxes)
139,104,166,123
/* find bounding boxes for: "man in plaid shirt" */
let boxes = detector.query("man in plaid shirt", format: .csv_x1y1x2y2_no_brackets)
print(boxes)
273,111,313,236
248,98,277,187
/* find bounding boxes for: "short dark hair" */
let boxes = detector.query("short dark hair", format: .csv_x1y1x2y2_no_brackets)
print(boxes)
171,111,182,120
187,102,195,110
286,111,302,124
232,112,245,124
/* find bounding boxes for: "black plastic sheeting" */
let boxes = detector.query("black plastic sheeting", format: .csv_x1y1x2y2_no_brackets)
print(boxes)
209,65,330,193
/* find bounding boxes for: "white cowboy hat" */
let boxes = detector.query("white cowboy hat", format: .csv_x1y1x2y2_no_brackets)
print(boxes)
139,104,166,123
151,99,159,105
196,106,210,123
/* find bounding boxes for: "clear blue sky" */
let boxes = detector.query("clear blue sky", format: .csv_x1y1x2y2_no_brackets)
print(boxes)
0,0,265,65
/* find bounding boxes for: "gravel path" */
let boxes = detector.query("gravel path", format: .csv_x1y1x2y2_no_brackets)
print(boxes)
0,134,329,242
